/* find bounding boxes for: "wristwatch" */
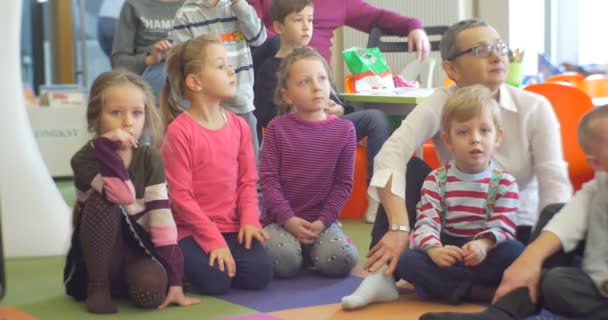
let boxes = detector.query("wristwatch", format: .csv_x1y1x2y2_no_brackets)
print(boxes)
388,224,410,233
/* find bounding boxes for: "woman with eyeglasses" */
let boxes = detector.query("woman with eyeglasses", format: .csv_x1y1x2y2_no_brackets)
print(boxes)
341,18,572,310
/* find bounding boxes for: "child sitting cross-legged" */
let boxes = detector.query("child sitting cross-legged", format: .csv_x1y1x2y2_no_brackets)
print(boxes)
395,85,524,304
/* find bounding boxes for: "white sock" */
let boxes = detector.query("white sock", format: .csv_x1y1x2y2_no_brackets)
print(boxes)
341,265,399,310
364,199,379,224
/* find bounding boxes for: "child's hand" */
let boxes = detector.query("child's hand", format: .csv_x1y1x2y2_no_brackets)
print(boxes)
324,100,345,116
158,286,200,309
427,245,465,268
238,224,270,249
310,220,325,236
284,217,318,244
103,128,138,150
146,39,173,65
462,238,493,267
209,247,236,277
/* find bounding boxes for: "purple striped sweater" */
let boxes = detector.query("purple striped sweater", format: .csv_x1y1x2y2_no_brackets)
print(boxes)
260,113,356,227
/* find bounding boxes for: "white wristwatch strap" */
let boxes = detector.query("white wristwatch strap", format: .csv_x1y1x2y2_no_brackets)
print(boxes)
389,224,410,232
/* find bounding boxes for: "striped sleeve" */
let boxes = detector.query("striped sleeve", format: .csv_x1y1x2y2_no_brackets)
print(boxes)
232,0,266,46
92,137,136,205
318,123,356,227
143,147,184,287
259,120,297,225
172,10,194,44
474,174,519,244
413,172,443,250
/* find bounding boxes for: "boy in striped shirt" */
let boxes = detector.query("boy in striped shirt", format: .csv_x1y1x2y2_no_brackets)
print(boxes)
398,85,524,304
172,0,266,156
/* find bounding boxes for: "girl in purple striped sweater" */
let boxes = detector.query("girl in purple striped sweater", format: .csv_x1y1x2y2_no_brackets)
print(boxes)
260,46,359,278
63,70,199,314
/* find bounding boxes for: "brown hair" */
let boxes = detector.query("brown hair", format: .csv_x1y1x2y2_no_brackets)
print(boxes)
160,34,223,128
440,85,501,134
87,69,162,146
578,105,608,153
439,18,489,61
274,46,333,115
270,0,313,23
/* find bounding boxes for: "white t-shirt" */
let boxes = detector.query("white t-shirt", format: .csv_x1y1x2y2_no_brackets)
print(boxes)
369,84,573,227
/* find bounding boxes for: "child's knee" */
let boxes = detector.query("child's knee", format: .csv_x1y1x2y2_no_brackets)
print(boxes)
312,241,359,278
240,251,273,289
267,246,303,278
126,260,167,308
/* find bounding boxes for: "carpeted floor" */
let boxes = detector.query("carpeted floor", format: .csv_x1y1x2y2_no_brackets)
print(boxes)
0,181,569,319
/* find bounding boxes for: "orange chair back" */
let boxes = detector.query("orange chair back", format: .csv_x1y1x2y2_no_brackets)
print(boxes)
582,75,608,98
339,144,368,219
344,74,356,93
545,72,585,89
444,77,456,87
525,83,594,190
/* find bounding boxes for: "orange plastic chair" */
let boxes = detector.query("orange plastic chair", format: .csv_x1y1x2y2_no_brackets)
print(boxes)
344,74,356,93
582,75,608,98
422,141,440,169
525,82,595,190
340,143,368,219
545,72,585,89
444,77,456,87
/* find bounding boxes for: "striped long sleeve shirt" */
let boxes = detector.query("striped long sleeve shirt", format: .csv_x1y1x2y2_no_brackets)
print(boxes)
71,137,184,286
260,114,356,227
413,161,519,250
172,0,266,114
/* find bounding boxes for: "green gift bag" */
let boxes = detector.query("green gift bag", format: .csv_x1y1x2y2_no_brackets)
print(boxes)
342,47,394,92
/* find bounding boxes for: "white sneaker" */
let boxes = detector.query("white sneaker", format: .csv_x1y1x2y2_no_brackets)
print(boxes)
364,199,379,224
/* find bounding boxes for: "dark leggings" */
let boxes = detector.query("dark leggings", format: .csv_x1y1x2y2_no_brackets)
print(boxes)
179,233,273,296
80,193,168,308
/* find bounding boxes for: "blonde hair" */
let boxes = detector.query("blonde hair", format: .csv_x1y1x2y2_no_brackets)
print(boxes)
87,69,162,146
160,34,223,128
440,85,501,134
274,46,333,115
578,105,608,153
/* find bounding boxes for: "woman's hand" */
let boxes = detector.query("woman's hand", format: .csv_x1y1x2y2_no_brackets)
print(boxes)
408,28,431,62
238,224,270,249
158,286,200,309
209,247,236,277
364,231,409,275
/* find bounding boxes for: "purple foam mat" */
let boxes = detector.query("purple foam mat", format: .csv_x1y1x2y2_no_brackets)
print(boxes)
216,314,284,320
219,271,363,312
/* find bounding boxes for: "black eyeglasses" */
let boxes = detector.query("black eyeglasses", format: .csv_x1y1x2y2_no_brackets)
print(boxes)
448,42,509,60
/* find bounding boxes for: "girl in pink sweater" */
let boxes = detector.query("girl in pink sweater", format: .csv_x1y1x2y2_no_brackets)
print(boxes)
160,34,272,295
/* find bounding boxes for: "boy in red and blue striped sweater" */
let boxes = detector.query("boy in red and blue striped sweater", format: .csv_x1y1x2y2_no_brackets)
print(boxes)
399,85,524,304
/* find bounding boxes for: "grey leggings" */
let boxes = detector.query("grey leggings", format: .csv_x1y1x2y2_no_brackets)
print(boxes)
263,223,359,278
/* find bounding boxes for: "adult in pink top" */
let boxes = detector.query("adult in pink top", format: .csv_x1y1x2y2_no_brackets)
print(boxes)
248,0,430,68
